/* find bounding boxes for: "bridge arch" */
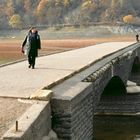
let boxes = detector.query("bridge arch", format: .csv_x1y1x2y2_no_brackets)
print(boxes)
96,76,127,115
101,76,126,96
129,56,140,85
131,56,140,73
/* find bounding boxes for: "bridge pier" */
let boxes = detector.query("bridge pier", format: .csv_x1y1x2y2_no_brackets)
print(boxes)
52,82,94,140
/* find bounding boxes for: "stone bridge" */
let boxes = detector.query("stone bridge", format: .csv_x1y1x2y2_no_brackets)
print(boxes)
1,42,140,140
51,42,140,140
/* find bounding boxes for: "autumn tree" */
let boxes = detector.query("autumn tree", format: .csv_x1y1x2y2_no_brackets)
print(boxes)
0,0,139,28
63,0,71,7
0,4,8,29
35,0,65,25
36,0,48,17
35,0,48,23
9,14,22,29
100,0,110,7
23,0,37,26
101,0,124,23
45,0,64,25
123,15,134,24
82,0,95,10
6,0,15,18
79,0,100,24
24,0,31,12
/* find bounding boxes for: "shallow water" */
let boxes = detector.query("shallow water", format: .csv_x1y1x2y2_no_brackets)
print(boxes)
94,115,140,140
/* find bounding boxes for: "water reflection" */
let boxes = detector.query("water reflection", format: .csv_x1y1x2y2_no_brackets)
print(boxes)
94,115,140,140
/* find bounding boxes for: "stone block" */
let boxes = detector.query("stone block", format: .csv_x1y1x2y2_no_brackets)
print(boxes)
30,89,52,101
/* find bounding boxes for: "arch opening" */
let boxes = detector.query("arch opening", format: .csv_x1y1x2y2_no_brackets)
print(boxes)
102,76,126,96
131,56,140,73
129,57,140,86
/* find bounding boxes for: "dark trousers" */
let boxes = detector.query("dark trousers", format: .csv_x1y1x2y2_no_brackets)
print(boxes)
28,55,36,67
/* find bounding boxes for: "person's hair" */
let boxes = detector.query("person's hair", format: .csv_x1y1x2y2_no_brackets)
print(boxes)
29,27,36,31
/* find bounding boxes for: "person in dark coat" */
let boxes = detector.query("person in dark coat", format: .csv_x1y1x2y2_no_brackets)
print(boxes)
136,34,139,42
22,27,41,69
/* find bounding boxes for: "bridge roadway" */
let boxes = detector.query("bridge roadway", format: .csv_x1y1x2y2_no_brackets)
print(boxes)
0,42,135,99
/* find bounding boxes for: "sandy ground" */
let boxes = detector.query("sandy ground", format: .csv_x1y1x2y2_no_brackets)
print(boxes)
0,36,134,64
0,98,31,137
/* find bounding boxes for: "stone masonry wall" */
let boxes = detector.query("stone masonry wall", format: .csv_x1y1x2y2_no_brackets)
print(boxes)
51,82,93,140
95,94,140,115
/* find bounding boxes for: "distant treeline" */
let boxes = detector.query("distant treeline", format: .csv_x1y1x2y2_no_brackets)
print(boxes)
0,0,140,29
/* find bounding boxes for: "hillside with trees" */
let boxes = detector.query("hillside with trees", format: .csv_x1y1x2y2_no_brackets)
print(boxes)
0,0,140,29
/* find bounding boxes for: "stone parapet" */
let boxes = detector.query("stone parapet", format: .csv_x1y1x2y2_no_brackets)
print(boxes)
2,101,51,140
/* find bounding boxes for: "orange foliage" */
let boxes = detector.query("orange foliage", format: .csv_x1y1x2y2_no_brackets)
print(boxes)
36,0,48,16
123,15,134,24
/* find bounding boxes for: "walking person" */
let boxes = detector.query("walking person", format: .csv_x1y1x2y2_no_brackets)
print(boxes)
22,27,41,69
136,34,139,42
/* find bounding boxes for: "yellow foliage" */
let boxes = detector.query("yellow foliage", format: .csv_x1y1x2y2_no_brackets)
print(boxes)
63,0,70,7
82,0,92,9
123,15,134,24
9,14,22,28
36,0,48,16
55,0,62,5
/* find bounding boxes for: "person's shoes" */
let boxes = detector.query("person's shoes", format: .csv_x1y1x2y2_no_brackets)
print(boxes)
28,65,31,68
32,66,35,69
